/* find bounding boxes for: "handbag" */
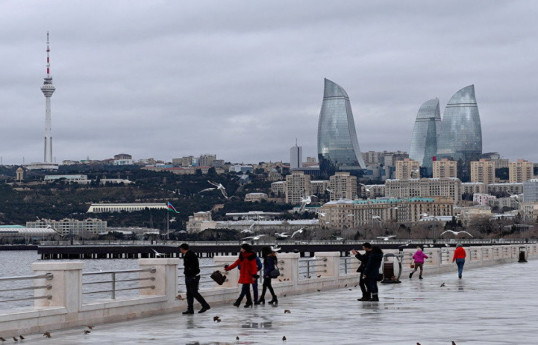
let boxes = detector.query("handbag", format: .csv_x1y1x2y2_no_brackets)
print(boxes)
269,268,280,278
210,270,226,285
410,263,415,268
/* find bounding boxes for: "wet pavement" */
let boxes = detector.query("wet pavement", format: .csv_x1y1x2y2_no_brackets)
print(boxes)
14,259,538,345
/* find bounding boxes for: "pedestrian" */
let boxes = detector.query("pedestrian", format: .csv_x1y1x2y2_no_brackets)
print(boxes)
257,246,278,305
452,243,466,279
252,255,263,304
224,243,259,308
351,245,371,301
179,243,210,315
361,243,383,302
409,246,429,280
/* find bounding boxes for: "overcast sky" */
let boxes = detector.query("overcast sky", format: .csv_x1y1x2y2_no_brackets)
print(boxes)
1,1,537,165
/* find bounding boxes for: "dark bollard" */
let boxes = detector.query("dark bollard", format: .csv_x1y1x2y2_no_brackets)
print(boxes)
518,250,527,263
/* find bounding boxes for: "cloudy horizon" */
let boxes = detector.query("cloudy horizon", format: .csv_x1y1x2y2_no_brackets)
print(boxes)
1,1,537,165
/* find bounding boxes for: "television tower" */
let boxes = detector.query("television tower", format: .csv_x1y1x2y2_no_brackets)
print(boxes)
41,32,55,163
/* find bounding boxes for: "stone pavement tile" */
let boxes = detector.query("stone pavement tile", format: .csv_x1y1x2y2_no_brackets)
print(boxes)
16,259,538,345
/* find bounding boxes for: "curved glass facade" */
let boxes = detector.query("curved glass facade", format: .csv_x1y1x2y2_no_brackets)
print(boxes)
437,85,482,180
437,84,482,160
317,78,366,171
409,98,441,171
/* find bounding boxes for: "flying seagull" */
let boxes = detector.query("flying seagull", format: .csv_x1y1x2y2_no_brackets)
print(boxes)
242,234,265,241
440,230,473,237
275,232,289,239
291,228,305,238
376,235,396,241
241,223,255,234
208,180,229,199
152,248,165,257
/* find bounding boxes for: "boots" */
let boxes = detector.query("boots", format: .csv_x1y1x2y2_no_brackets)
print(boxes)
233,299,241,307
244,294,253,308
358,293,371,301
268,296,278,305
370,294,379,302
419,275,423,280
256,297,265,305
409,272,414,279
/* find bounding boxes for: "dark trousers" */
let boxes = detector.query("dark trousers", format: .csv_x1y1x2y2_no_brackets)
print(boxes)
260,277,276,299
252,280,259,302
237,283,252,304
185,275,209,311
366,275,378,296
359,274,369,296
456,258,465,278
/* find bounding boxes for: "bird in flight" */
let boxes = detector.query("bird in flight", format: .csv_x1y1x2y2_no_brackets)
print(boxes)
275,232,289,239
200,180,229,199
241,223,255,234
440,230,473,237
242,234,265,241
152,248,165,257
376,235,396,241
291,228,305,238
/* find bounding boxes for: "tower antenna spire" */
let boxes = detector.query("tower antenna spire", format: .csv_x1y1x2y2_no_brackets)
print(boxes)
46,31,51,77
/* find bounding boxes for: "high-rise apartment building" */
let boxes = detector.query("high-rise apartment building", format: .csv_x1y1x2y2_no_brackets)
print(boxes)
433,159,458,178
437,85,482,181
470,159,495,185
523,179,538,203
290,142,302,169
385,178,462,205
395,158,420,180
409,98,441,173
317,79,366,172
509,159,534,183
329,172,357,201
198,154,216,167
285,171,311,204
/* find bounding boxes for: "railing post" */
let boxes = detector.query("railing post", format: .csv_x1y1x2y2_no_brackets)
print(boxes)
139,258,179,302
276,253,300,287
32,261,84,313
315,252,339,278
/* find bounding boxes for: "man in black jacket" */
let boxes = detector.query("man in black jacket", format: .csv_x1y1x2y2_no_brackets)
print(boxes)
361,243,383,302
352,244,371,301
180,243,210,314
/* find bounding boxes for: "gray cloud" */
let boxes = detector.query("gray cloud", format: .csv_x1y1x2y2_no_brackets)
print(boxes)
1,0,537,165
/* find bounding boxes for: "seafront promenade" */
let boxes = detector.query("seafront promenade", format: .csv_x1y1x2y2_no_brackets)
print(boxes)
6,258,538,345
1,243,537,344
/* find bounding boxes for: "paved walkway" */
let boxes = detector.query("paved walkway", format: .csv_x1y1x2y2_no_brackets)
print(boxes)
16,260,538,345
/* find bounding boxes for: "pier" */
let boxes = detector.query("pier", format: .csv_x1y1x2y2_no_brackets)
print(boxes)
1,243,537,343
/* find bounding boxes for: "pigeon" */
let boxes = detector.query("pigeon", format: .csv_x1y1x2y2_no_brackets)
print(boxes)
18,336,24,340
440,282,446,287
12,338,17,342
176,294,184,300
284,310,291,314
87,326,94,330
0,337,5,342
282,336,287,341
317,289,321,292
317,275,322,278
213,316,221,322
236,336,240,340
452,342,457,345
43,332,51,338
84,330,91,335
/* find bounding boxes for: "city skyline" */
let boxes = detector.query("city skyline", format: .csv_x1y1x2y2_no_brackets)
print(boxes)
1,1,537,165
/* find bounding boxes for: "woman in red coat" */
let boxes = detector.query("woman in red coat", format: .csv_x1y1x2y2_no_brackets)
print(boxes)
452,244,466,279
224,243,259,308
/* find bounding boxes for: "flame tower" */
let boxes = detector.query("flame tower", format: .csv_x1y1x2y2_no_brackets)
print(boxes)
41,32,55,163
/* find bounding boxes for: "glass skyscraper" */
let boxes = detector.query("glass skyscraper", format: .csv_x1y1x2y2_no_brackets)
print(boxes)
317,78,366,173
437,85,482,180
409,98,441,173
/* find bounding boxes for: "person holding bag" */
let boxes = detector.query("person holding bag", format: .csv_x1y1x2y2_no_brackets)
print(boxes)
224,243,259,308
257,246,278,305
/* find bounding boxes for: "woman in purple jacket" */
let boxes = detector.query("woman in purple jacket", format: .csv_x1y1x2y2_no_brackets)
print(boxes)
409,246,428,280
